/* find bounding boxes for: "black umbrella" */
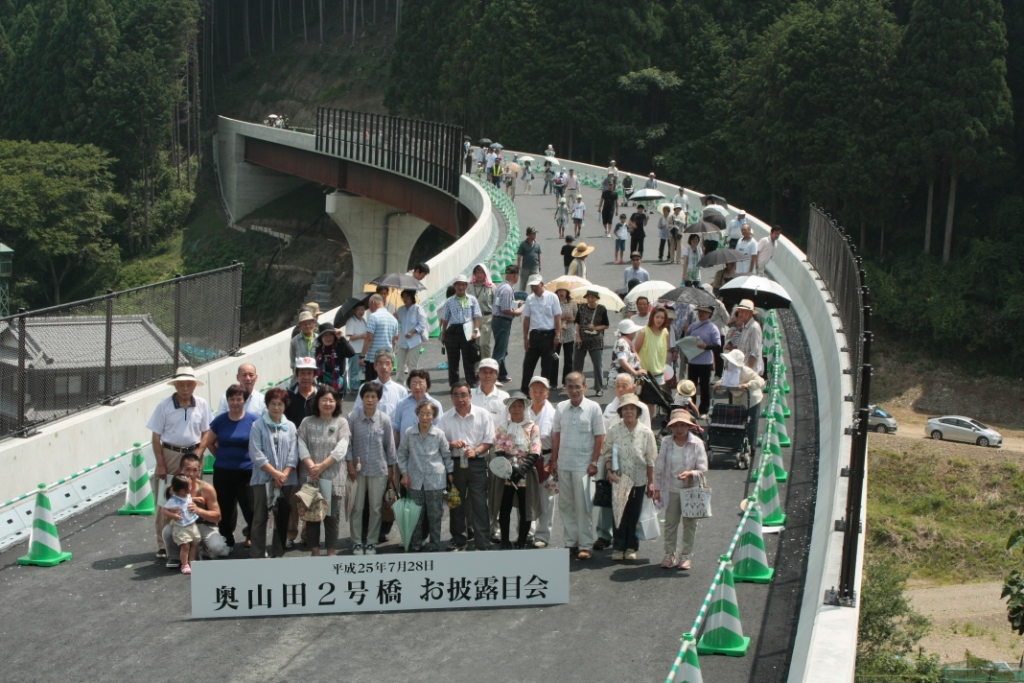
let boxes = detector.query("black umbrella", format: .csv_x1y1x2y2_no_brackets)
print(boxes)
490,142,504,150
698,248,750,268
370,272,427,291
662,285,718,307
719,275,792,309
701,193,728,208
684,220,724,234
478,138,492,146
333,296,371,328
701,211,727,231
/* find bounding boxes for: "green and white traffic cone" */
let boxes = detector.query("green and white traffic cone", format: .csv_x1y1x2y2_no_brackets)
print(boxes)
777,384,791,418
672,633,703,683
697,555,751,657
751,420,787,483
733,497,775,584
118,443,155,516
769,409,792,449
17,484,73,567
757,460,786,526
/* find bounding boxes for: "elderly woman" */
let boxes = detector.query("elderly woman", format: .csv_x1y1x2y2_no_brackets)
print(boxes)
573,289,610,397
598,394,658,561
491,392,542,549
714,349,766,460
654,410,709,570
201,384,258,550
249,387,299,559
396,400,453,552
298,386,351,556
345,383,397,556
611,318,645,387
392,369,443,447
395,289,427,381
555,287,577,386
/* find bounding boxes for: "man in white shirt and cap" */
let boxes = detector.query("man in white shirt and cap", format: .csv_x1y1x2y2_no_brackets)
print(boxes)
473,358,509,541
527,376,558,548
734,224,759,275
727,211,747,250
520,274,562,393
146,366,213,559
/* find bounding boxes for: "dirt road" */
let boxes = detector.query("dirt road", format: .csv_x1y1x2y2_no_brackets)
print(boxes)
876,404,1024,454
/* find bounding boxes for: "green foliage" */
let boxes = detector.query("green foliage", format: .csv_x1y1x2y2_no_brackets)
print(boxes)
1003,529,1024,636
856,555,942,682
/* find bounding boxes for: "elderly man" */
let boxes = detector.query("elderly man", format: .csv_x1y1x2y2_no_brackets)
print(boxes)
363,293,400,383
216,363,266,416
290,311,318,374
474,358,510,542
685,305,723,417
520,274,562,393
516,227,543,291
350,349,410,421
726,299,764,374
550,372,605,560
755,225,783,276
439,273,482,388
527,376,558,548
147,366,213,559
735,224,759,275
727,211,747,250
491,264,522,383
162,453,228,567
438,381,495,552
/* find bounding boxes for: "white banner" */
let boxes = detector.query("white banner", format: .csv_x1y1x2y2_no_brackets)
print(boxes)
191,549,569,619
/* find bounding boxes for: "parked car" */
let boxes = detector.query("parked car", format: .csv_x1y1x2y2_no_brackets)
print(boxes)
925,416,1002,447
868,405,898,434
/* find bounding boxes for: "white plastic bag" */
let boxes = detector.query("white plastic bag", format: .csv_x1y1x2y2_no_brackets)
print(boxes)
636,496,661,541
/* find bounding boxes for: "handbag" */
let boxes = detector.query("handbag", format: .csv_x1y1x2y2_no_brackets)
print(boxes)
381,481,398,523
295,482,328,522
636,496,661,541
678,472,712,519
592,479,613,508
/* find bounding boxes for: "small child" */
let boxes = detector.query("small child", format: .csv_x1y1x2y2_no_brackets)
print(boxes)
560,236,576,275
163,475,201,575
554,198,569,238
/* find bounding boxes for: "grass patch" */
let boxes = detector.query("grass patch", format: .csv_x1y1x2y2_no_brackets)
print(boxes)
113,231,185,290
866,444,1024,583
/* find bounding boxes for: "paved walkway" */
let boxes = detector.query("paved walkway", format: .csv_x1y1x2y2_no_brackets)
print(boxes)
0,174,812,683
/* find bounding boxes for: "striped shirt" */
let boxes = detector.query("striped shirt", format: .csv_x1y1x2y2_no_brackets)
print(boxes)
345,410,397,478
365,309,400,359
438,294,481,326
493,281,517,320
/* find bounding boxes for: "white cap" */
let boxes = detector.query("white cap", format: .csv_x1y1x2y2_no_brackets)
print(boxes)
478,358,499,372
529,376,550,388
527,274,544,287
295,357,317,370
454,274,469,284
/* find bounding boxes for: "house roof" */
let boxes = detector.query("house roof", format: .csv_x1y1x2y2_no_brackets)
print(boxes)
0,314,183,370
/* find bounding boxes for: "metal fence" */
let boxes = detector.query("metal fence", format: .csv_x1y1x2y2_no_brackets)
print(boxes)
314,107,463,197
807,205,871,606
0,263,243,440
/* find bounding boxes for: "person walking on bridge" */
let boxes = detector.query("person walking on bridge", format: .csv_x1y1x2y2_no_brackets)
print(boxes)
520,274,562,393
439,274,482,388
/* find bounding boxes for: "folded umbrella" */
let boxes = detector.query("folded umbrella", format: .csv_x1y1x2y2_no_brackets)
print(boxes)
611,471,635,528
392,495,424,552
698,248,751,268
719,275,792,309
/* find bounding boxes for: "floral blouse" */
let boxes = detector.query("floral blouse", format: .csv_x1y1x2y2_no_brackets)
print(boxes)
494,419,542,487
598,421,658,487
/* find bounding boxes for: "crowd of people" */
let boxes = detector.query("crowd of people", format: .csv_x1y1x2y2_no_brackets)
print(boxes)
146,150,786,575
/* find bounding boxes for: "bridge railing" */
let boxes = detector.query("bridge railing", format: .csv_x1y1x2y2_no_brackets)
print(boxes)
0,264,243,441
315,107,463,197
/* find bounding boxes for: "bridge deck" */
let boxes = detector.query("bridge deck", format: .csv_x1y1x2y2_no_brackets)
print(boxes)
0,178,815,683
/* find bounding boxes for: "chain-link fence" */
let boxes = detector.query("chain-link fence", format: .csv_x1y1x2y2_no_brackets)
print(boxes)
807,205,871,606
0,263,243,440
314,107,463,197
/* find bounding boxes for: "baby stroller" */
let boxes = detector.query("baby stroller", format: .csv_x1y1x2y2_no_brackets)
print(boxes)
705,388,751,469
636,374,695,436
622,176,635,206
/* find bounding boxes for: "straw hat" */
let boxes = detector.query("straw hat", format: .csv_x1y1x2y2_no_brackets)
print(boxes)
667,409,696,428
734,298,757,312
676,379,697,398
616,393,643,416
572,242,595,258
167,367,203,386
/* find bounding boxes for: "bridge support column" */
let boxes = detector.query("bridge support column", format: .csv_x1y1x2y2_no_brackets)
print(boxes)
326,192,430,296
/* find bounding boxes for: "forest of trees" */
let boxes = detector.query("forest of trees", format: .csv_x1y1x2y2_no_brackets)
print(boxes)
387,0,1024,371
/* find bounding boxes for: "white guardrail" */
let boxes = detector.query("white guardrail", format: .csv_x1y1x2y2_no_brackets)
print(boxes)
515,154,860,682
0,164,499,552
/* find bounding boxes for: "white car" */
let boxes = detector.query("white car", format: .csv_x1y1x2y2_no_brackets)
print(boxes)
925,416,1002,447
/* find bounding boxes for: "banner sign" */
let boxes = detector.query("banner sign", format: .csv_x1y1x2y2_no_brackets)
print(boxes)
191,549,569,619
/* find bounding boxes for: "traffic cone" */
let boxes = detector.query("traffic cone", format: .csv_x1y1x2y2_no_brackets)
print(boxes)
751,420,787,483
757,460,786,526
697,555,751,656
733,498,775,584
777,385,792,418
118,443,155,515
769,410,792,449
17,484,73,567
672,633,703,683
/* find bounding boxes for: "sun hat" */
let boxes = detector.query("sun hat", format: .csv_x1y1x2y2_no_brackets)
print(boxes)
295,357,317,370
695,304,715,313
616,393,643,416
667,409,696,428
571,243,595,258
168,367,203,386
617,319,642,335
317,322,337,339
304,302,322,315
676,379,697,397
298,310,316,323
721,349,747,367
584,290,600,299
527,274,544,287
453,274,469,284
734,298,756,312
502,390,529,408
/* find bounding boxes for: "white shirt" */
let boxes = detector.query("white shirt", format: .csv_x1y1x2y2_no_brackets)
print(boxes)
735,237,759,275
728,218,747,240
614,221,629,241
437,406,496,452
344,315,368,354
472,385,509,424
529,401,556,452
602,396,652,430
216,390,267,417
671,193,688,212
147,393,213,447
349,379,409,422
572,202,586,219
756,236,777,272
553,397,606,472
523,290,562,332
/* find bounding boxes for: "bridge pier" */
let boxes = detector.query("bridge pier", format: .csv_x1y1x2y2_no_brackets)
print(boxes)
325,192,430,296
